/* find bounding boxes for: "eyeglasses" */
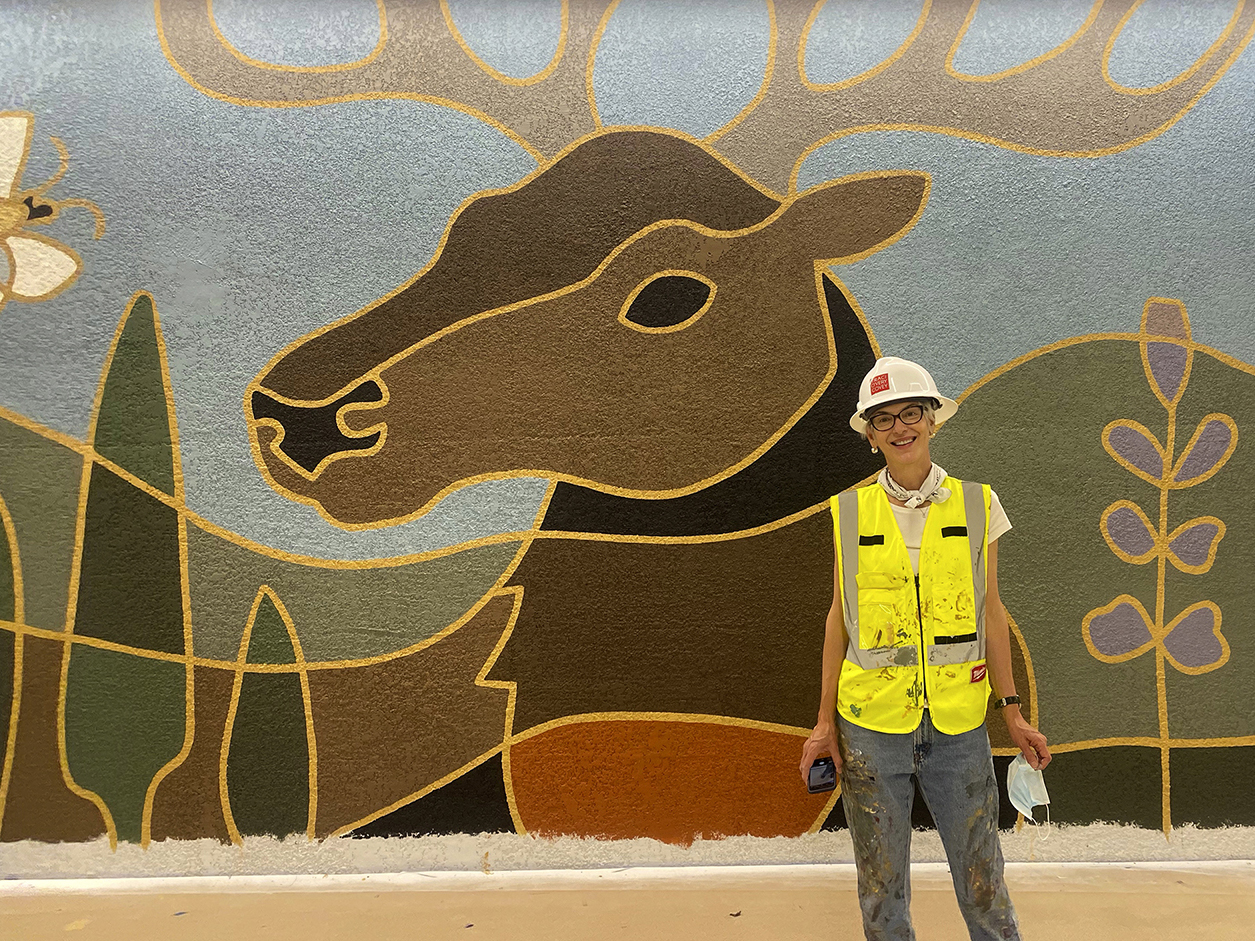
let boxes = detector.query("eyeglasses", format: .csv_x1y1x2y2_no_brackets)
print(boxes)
868,404,927,432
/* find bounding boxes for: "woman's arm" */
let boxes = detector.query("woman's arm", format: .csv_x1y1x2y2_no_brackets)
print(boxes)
985,540,1052,769
799,555,847,782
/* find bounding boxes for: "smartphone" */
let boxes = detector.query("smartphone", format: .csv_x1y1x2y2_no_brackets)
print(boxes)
808,756,837,794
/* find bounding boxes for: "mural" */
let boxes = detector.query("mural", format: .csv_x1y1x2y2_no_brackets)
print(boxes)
0,0,1252,852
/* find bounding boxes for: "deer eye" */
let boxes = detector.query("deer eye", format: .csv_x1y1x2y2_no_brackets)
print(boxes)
620,272,716,333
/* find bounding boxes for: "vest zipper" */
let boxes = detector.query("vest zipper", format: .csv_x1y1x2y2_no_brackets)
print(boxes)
915,574,928,707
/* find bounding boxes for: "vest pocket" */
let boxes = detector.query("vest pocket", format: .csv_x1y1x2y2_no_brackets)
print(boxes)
855,572,908,648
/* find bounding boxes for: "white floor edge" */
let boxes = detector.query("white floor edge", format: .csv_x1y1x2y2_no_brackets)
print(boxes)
2,859,1253,897
4,825,1254,881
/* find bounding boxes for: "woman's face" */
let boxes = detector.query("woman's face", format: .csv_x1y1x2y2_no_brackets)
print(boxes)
865,399,934,465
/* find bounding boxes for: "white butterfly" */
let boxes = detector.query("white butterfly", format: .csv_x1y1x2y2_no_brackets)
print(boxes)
0,111,105,313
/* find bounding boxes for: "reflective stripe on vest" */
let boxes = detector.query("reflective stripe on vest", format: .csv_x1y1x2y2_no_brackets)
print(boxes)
832,478,991,735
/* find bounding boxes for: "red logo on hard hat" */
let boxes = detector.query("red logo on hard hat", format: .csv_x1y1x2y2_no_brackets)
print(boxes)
971,664,987,684
869,373,890,394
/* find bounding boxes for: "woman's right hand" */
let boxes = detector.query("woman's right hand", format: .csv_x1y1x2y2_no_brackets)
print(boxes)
799,720,842,784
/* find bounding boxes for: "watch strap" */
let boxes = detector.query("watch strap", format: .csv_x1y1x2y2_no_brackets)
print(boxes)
993,695,1021,709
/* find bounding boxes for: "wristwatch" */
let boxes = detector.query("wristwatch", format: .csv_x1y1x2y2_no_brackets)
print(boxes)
992,695,1021,709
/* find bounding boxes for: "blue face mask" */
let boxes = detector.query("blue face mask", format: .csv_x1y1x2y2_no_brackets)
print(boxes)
1006,754,1050,823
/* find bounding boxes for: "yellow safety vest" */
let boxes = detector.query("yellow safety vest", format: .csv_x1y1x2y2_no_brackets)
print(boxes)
830,477,992,736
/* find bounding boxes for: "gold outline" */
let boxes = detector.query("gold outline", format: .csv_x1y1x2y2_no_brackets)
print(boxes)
1099,498,1159,565
790,5,1255,192
510,709,815,747
55,293,196,849
1163,515,1225,576
53,292,156,851
439,0,568,87
955,333,1255,407
327,743,507,840
1169,412,1238,487
800,0,932,91
1160,600,1228,676
216,585,321,844
1140,296,1193,407
0,110,35,200
0,496,25,833
138,297,195,847
505,709,829,839
218,584,259,846
586,1,778,140
584,0,621,129
992,732,1255,755
617,269,717,334
953,298,1252,836
471,587,524,836
788,0,1252,197
329,586,527,838
1005,610,1039,726
154,0,545,164
3,231,83,302
3,394,868,556
1082,593,1157,664
0,116,104,314
1102,0,1246,95
207,0,388,74
247,125,782,403
706,0,778,142
944,0,1103,83
0,401,540,569
1102,418,1166,485
0,535,530,675
251,377,391,484
243,162,926,530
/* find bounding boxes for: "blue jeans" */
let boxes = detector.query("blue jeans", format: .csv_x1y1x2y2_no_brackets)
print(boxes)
837,711,1019,941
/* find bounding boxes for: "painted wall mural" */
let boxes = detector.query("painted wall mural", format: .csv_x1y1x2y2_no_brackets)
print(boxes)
0,0,1252,853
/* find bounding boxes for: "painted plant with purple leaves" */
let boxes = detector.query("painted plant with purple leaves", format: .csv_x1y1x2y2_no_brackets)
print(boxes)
1083,299,1236,676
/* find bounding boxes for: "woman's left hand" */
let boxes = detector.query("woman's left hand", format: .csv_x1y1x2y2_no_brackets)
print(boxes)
1004,710,1051,770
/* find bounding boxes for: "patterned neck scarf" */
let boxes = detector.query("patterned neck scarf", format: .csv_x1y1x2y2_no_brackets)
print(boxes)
878,462,951,508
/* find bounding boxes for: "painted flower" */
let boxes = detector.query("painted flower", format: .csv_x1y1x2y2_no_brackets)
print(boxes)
0,111,104,313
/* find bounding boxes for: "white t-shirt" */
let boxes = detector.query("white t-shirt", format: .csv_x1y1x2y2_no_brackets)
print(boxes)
889,489,1011,576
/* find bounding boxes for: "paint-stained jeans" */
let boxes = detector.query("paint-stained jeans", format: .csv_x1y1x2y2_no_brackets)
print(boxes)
837,711,1019,941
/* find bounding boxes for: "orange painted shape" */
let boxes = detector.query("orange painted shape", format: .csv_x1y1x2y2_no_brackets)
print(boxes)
510,720,831,845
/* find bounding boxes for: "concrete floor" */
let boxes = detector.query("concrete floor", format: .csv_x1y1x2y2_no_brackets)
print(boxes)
3,862,1253,941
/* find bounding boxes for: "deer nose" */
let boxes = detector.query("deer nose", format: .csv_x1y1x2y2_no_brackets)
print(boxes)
249,379,385,474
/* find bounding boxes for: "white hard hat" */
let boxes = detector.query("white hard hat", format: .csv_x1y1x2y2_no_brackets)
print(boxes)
849,357,958,433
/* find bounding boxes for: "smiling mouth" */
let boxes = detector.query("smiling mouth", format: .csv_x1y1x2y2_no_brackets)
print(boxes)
888,436,917,449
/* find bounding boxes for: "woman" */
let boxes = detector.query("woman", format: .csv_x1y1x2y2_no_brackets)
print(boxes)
799,356,1050,941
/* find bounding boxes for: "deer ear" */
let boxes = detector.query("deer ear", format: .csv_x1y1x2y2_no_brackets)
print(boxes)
786,170,931,264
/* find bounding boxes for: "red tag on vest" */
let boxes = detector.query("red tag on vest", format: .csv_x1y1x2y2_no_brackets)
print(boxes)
869,373,890,394
971,664,987,684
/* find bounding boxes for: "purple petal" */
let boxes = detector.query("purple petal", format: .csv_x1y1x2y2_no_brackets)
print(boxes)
1168,522,1219,568
1146,342,1188,401
1175,420,1233,483
1105,506,1156,557
1088,602,1153,658
1164,607,1223,670
1107,425,1163,480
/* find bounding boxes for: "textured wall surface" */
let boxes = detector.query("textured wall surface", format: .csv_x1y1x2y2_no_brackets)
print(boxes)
0,0,1253,868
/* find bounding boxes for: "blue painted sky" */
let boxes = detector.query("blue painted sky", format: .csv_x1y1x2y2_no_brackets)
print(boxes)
0,1,1251,557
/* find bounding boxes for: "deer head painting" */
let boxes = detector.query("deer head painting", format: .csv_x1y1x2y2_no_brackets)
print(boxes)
0,0,1253,855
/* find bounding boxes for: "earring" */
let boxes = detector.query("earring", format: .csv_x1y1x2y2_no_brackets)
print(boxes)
871,446,879,453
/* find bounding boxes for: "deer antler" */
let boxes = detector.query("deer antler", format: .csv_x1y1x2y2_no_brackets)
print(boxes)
155,0,610,159
157,1,1254,195
713,0,1255,192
